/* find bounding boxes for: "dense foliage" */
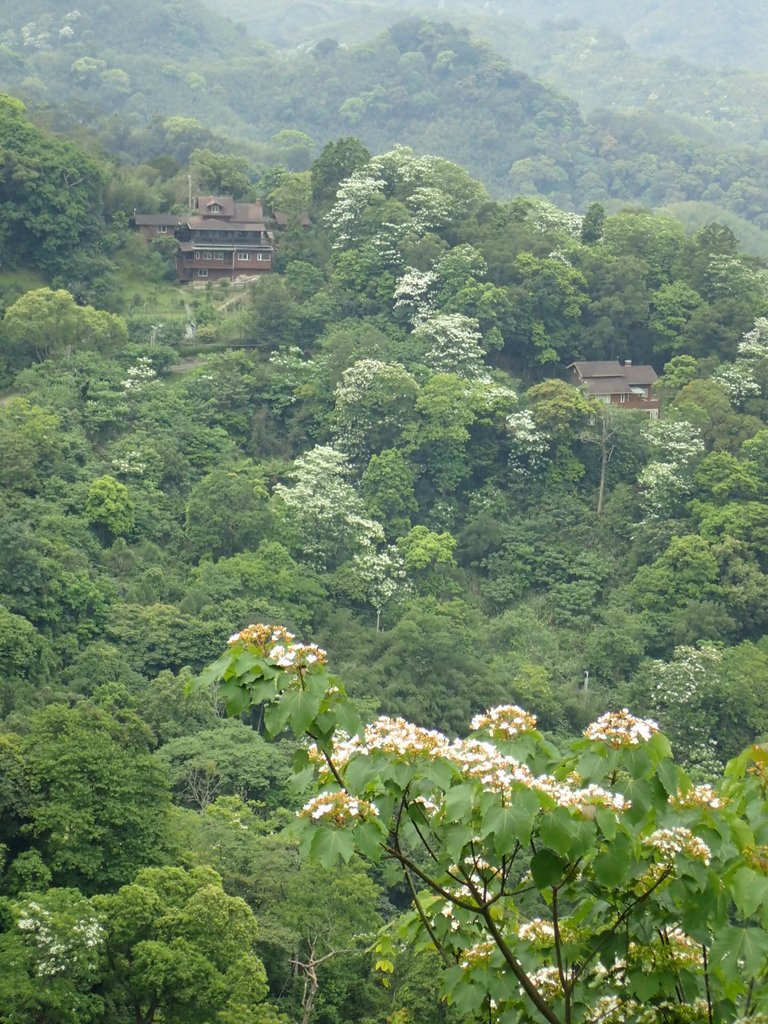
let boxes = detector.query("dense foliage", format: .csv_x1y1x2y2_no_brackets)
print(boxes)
197,624,768,1023
4,3,768,244
3,7,768,1012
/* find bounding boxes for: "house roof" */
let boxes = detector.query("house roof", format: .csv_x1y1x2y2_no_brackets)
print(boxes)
233,201,264,222
134,214,183,227
198,195,235,218
186,218,266,232
195,197,265,221
583,378,634,396
569,360,658,388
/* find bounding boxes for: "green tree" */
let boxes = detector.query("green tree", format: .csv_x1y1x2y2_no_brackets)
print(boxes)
190,148,253,198
3,704,172,892
1,288,127,369
0,398,64,492
85,475,135,542
198,627,768,1024
311,137,372,207
94,865,280,1024
397,526,458,596
185,464,272,562
360,449,419,539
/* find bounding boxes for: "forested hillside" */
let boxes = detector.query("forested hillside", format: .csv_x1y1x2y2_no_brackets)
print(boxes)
4,3,768,248
215,0,768,70
3,0,768,1017
3,77,768,1014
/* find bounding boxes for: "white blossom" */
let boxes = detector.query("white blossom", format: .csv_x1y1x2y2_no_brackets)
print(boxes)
121,356,158,392
644,827,711,865
413,313,486,378
393,266,438,326
712,361,761,406
300,790,379,825
506,410,550,474
584,709,659,748
738,317,768,359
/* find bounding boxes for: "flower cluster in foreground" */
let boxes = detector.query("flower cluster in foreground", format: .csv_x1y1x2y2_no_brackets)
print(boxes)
584,709,659,748
471,704,538,739
227,623,328,667
669,784,725,810
299,791,379,826
643,827,711,865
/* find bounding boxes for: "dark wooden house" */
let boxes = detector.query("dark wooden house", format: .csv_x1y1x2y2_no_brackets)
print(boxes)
133,196,275,283
568,360,660,418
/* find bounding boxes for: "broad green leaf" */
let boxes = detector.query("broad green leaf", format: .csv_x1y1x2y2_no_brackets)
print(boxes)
444,784,476,822
481,804,529,855
568,818,597,859
539,807,574,857
189,652,233,693
263,695,293,736
289,764,315,795
531,849,566,889
595,807,617,841
247,677,279,704
334,698,361,736
233,649,266,675
627,969,663,1000
451,980,487,1015
592,834,635,888
283,689,323,735
355,819,386,860
656,756,679,796
344,753,380,793
444,822,472,865
217,679,250,716
729,866,768,918
310,827,355,867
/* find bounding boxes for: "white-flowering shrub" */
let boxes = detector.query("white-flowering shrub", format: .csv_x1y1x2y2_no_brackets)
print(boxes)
712,361,762,406
642,419,704,468
413,313,486,378
393,266,438,326
121,356,158,392
526,198,583,238
332,359,418,462
737,316,768,360
327,173,386,248
506,409,550,474
274,445,385,569
15,898,103,978
639,420,704,520
642,644,724,775
637,461,692,521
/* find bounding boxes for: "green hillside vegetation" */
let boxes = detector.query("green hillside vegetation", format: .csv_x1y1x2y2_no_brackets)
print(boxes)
217,0,768,71
3,0,768,1013
215,0,768,147
4,5,768,245
3,119,768,1015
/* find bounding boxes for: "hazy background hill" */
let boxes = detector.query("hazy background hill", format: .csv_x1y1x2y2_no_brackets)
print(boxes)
3,0,768,253
217,0,768,71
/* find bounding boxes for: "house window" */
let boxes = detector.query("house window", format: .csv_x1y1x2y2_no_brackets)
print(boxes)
237,252,250,261
215,252,225,260
210,204,221,214
194,252,201,260
156,224,167,234
197,269,208,278
203,251,212,260
257,253,270,261
620,394,627,403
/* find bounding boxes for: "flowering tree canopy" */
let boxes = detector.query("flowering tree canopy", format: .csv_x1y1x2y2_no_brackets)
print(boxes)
194,627,768,1024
